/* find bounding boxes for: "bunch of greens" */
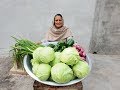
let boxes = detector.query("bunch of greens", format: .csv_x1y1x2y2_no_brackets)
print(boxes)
48,38,75,52
11,36,43,69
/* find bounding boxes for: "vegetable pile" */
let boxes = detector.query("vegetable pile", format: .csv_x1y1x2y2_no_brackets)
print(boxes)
31,38,90,84
11,37,90,84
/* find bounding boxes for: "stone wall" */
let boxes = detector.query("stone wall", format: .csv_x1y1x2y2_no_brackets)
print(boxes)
89,0,120,55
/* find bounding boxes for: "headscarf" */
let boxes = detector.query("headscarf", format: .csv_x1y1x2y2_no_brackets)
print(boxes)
45,26,72,41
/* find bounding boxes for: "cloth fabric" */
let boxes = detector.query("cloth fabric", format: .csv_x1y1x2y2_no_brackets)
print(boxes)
45,26,72,41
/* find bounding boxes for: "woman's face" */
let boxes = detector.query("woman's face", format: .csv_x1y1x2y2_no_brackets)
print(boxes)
54,16,63,29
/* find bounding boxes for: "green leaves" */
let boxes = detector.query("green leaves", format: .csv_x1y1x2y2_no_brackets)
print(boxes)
47,38,75,52
11,36,43,69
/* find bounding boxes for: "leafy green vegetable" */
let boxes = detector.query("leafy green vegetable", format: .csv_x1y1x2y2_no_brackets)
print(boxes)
48,44,55,48
57,40,66,46
51,63,74,83
50,52,61,66
60,47,80,65
54,44,60,52
72,60,90,78
33,47,55,63
32,47,44,62
48,38,74,52
66,38,75,47
31,59,40,66
34,63,51,81
32,63,39,75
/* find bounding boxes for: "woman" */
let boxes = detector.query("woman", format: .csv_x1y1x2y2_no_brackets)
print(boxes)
45,14,73,42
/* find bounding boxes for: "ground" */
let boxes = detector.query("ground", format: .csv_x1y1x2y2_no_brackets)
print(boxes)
0,53,120,90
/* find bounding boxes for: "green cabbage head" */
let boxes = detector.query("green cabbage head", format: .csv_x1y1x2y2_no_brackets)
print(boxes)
51,63,74,83
35,63,51,81
32,47,44,62
60,47,80,65
72,60,90,79
50,52,61,66
31,59,40,66
32,63,39,75
33,47,55,63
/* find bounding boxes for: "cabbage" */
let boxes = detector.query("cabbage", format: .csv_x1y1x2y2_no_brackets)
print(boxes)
60,47,80,65
33,47,55,63
72,60,90,78
35,63,51,81
50,52,61,66
33,47,43,61
32,63,39,75
31,59,40,66
51,63,74,83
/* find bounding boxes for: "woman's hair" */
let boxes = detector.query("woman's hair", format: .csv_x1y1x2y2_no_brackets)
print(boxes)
53,14,63,26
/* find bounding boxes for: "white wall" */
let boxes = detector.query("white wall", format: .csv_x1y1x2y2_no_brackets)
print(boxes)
0,0,96,52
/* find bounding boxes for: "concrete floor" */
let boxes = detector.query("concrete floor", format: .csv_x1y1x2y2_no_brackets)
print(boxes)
83,54,120,90
0,53,120,90
0,75,34,90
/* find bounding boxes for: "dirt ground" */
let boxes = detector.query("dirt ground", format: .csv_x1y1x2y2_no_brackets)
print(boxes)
0,53,120,90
